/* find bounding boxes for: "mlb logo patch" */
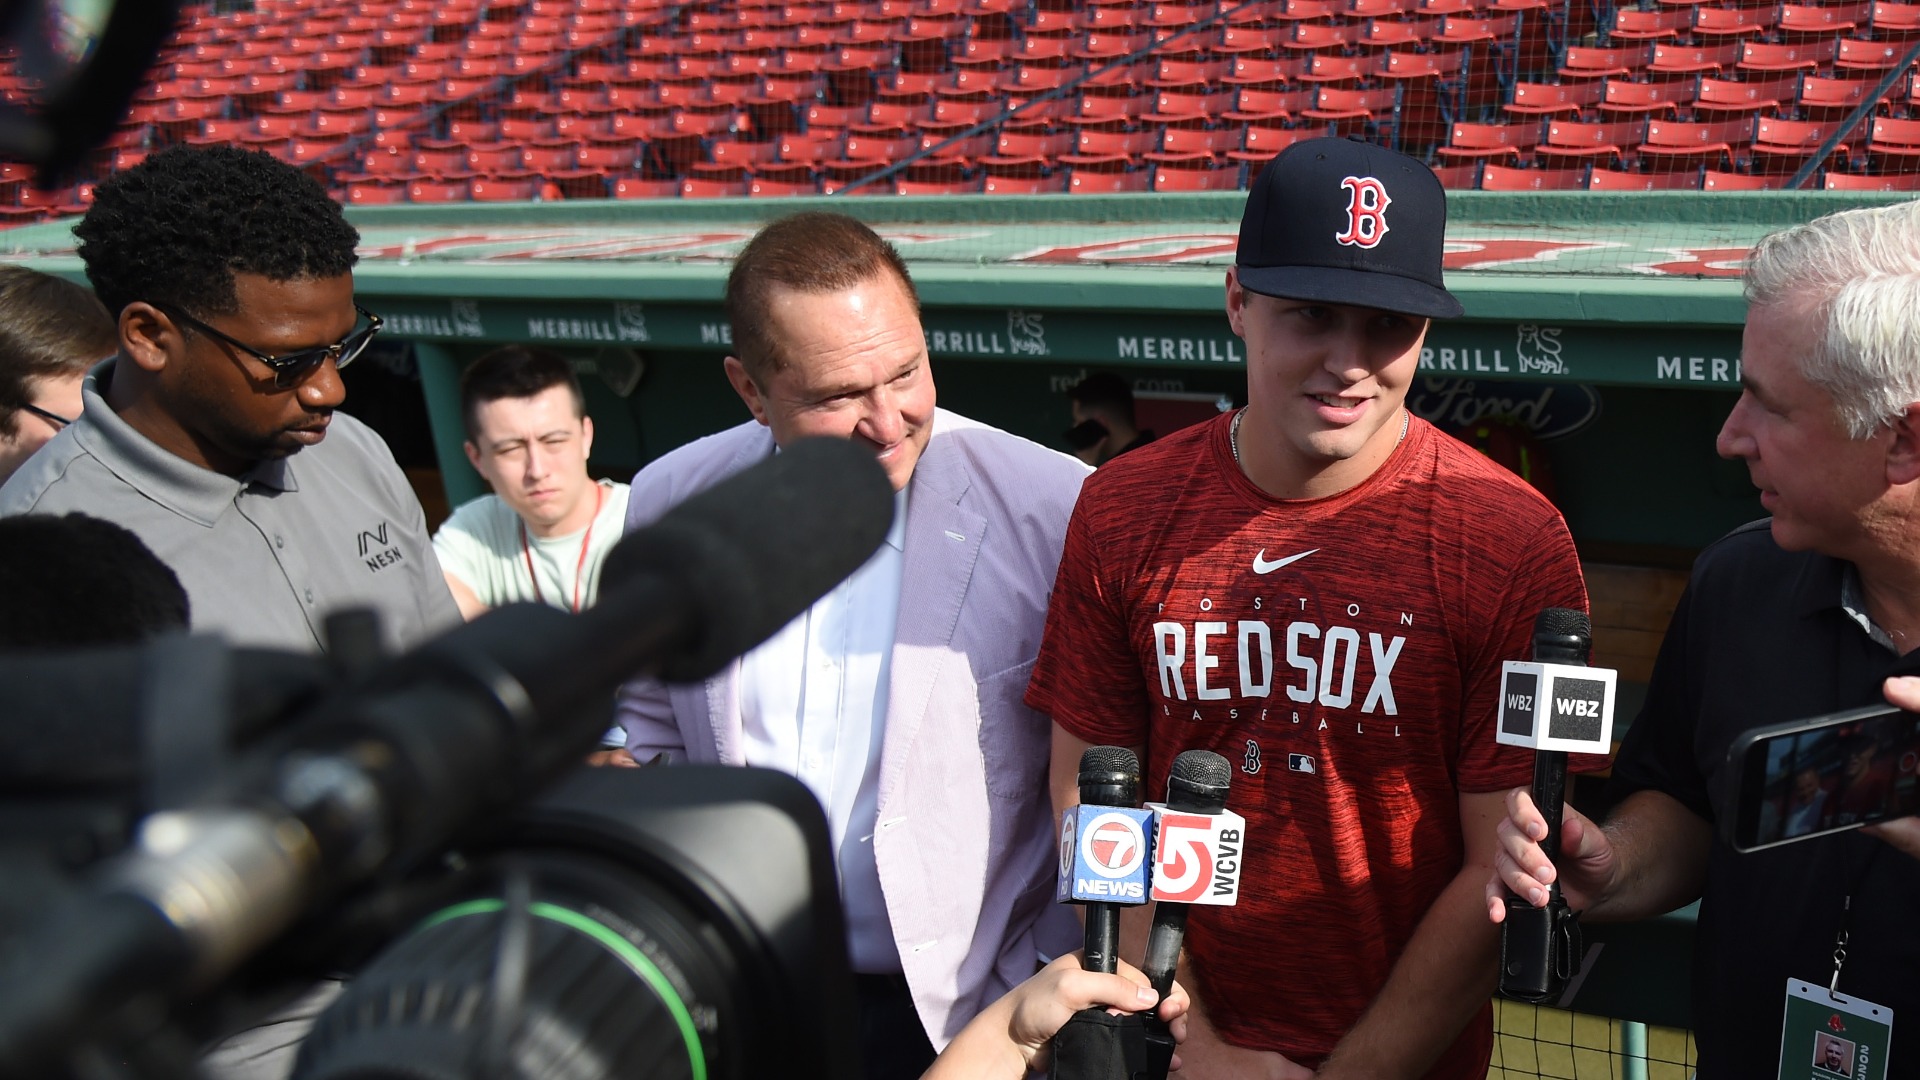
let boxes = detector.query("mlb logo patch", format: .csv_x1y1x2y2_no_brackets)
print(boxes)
1287,753,1316,774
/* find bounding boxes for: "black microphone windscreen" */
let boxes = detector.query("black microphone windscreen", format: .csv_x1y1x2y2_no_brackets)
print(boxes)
1531,607,1591,664
1165,749,1231,813
1078,745,1141,807
1079,746,1140,785
599,437,894,682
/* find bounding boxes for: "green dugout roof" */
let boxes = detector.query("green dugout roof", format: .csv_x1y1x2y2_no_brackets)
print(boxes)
3,189,1911,392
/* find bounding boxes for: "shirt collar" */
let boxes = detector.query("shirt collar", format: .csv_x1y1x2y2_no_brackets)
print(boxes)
1788,545,1901,651
72,358,298,528
883,486,908,553
1838,562,1902,652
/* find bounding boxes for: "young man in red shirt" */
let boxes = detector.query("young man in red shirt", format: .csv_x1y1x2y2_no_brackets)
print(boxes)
1027,138,1587,1079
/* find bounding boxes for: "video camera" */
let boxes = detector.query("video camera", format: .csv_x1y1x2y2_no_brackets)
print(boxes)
0,438,892,1080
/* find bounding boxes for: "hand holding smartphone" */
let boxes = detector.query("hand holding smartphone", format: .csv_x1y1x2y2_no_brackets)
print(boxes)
1725,702,1920,853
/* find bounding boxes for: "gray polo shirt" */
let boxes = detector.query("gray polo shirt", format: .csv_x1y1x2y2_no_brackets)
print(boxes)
0,360,461,654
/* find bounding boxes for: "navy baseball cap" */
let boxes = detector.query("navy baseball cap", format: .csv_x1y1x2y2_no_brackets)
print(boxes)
1236,137,1463,319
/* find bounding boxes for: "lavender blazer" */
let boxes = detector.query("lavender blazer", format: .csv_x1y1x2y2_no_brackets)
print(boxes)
616,408,1089,1046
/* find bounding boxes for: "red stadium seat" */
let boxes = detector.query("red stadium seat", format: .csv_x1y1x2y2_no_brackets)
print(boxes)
1872,0,1920,35
1608,7,1691,39
612,177,681,199
1505,80,1605,116
1824,169,1920,189
414,144,467,173
983,170,1069,193
1638,117,1752,171
747,165,821,196
680,164,754,197
470,177,541,201
1777,2,1870,36
1648,41,1742,74
1750,116,1861,172
1428,160,1482,187
1434,121,1542,163
894,161,985,194
407,177,471,202
1702,169,1782,190
1693,75,1799,116
778,130,848,164
1536,116,1648,166
1587,166,1703,190
1479,162,1588,189
1061,127,1159,163
1737,39,1838,72
710,139,782,167
1866,116,1920,171
1151,161,1242,190
1835,37,1911,72
989,128,1075,159
1225,86,1317,121
844,127,918,161
1692,5,1776,37
1598,77,1695,116
1067,159,1151,192
360,146,415,175
1798,77,1882,120
1226,123,1315,163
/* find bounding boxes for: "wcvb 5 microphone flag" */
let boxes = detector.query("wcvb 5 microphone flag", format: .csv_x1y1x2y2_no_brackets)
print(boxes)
1146,803,1247,904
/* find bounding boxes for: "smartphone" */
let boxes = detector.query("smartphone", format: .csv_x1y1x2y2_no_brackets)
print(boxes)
1064,419,1109,452
1724,703,1920,852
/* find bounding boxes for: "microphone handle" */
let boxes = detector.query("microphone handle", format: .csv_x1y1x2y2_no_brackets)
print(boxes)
1532,749,1568,870
1141,904,1187,1002
1084,905,1120,974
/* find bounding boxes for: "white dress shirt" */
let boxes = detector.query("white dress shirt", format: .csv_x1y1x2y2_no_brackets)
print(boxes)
738,487,909,973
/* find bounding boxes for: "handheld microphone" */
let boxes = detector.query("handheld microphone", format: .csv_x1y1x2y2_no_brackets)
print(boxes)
1057,747,1149,974
0,437,895,1076
1139,750,1245,1080
1495,607,1616,1003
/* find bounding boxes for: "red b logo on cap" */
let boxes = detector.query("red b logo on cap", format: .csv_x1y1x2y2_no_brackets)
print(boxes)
1335,175,1392,249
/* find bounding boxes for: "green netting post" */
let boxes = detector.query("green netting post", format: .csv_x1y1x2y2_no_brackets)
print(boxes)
413,342,485,511
1621,1019,1649,1080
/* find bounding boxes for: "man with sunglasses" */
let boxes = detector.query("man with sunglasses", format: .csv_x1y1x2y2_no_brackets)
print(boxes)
0,145,460,657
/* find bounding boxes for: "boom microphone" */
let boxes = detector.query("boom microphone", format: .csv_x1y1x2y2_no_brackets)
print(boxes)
1495,607,1616,1003
1057,747,1149,974
0,437,894,1075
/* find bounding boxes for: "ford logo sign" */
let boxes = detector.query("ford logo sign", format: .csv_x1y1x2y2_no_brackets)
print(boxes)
1408,379,1602,441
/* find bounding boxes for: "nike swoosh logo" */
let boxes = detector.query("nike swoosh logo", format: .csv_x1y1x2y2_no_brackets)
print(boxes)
1253,548,1318,574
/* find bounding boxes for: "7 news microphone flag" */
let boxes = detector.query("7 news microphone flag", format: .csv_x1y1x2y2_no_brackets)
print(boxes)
1050,747,1154,1080
1495,608,1616,1004
1059,746,1150,975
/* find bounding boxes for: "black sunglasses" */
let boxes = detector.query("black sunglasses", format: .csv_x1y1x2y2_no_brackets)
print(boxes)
20,402,73,429
157,302,383,389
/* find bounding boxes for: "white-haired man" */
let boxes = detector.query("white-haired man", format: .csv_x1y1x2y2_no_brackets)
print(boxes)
1492,199,1920,1079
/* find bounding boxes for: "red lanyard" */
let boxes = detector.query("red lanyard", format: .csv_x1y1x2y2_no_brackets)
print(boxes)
520,483,605,613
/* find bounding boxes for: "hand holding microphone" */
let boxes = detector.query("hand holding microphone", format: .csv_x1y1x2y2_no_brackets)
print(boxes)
1491,608,1616,1004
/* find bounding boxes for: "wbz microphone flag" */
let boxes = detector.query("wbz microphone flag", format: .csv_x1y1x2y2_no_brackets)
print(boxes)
1497,660,1617,754
1144,804,1248,906
1058,805,1156,904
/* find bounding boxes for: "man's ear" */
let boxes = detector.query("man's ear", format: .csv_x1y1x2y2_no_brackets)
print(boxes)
119,302,175,374
1888,403,1920,486
722,355,772,427
580,414,595,459
463,439,482,473
1224,267,1248,338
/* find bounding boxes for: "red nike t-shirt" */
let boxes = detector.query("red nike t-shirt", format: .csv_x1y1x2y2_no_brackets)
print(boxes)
1026,411,1588,1077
